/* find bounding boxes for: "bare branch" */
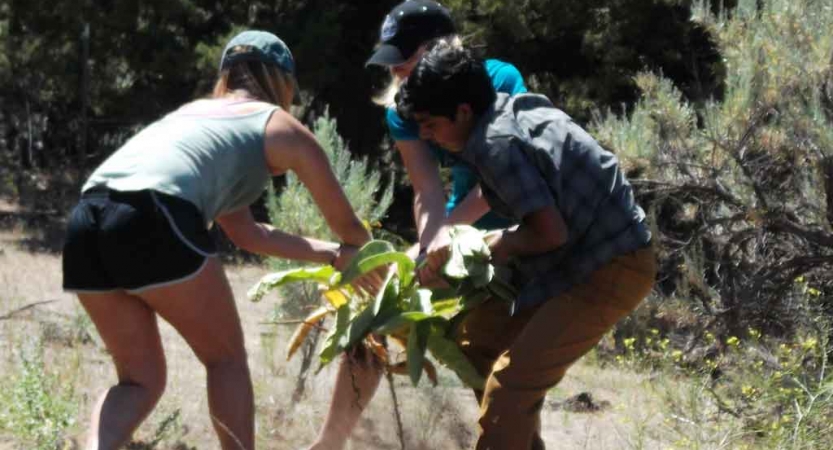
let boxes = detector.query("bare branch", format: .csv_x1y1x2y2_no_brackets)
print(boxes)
631,179,746,208
0,300,58,321
766,217,833,249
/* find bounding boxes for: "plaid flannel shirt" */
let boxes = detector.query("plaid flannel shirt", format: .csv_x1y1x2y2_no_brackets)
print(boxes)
459,93,652,312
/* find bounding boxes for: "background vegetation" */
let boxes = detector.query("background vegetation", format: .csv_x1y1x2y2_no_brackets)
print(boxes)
0,0,727,231
1,0,833,448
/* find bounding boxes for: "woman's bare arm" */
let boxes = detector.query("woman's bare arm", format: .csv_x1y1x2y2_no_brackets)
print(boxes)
396,139,447,249
262,108,371,247
444,184,490,226
216,207,352,267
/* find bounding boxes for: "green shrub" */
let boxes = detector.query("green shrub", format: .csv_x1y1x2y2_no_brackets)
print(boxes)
263,108,394,319
611,283,833,449
0,340,76,449
592,0,833,337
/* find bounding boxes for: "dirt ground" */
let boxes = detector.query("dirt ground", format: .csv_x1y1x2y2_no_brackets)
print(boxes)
0,202,670,450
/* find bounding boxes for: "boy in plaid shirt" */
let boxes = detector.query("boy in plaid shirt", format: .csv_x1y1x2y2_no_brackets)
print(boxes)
397,41,656,450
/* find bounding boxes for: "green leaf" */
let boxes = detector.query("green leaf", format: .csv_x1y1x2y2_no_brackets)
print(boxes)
248,266,339,302
431,298,464,319
468,261,495,288
339,240,396,284
372,312,410,335
443,225,492,284
444,242,470,279
427,333,486,389
407,322,430,385
356,251,417,289
344,304,377,349
429,286,460,301
400,311,432,321
359,252,415,283
319,304,351,368
373,274,401,316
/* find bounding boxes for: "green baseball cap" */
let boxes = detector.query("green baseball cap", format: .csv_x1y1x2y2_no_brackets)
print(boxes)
220,30,296,76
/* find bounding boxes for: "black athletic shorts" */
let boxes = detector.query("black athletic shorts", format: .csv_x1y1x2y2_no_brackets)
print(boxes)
62,188,217,293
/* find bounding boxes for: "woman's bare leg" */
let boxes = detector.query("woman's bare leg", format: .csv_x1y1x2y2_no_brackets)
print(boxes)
78,291,167,450
138,257,253,450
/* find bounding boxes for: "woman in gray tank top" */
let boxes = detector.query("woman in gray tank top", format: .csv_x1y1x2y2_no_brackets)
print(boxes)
62,30,380,450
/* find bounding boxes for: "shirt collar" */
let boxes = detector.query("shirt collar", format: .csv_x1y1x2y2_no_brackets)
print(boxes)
461,93,512,162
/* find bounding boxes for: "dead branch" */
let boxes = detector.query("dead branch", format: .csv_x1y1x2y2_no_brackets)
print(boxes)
385,370,406,450
0,300,57,321
766,218,833,249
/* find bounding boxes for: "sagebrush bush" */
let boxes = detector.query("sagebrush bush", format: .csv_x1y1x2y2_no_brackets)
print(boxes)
592,0,833,338
0,340,76,450
264,108,394,319
591,1,833,447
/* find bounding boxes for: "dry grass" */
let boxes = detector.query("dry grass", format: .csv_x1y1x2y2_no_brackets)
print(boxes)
0,219,686,450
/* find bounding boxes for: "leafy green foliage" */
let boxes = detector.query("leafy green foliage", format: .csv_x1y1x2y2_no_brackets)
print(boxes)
443,0,723,122
248,265,340,303
249,225,504,389
0,341,76,449
610,313,833,449
591,0,833,337
590,1,833,446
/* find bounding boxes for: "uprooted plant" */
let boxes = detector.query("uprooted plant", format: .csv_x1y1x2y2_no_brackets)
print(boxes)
248,225,517,389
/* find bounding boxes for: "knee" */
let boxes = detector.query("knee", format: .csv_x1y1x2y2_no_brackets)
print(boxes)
119,359,167,404
202,345,250,374
145,369,167,404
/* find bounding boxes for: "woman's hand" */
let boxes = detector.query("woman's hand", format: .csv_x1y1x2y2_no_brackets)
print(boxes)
416,227,452,286
334,245,387,298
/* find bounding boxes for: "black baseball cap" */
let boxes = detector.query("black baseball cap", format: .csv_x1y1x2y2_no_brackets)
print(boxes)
366,0,455,67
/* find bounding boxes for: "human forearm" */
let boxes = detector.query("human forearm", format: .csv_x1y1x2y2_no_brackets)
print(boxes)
488,227,544,263
239,222,342,265
280,130,372,248
487,207,568,263
413,188,447,249
444,186,490,226
397,139,446,249
330,216,372,248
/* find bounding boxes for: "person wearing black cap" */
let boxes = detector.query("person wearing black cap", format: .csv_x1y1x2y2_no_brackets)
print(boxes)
307,2,528,449
367,1,527,278
62,30,380,450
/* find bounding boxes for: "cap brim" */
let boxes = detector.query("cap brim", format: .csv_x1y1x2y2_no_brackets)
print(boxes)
365,44,408,67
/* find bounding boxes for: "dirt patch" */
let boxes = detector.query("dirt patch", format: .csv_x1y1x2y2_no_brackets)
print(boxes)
550,392,612,413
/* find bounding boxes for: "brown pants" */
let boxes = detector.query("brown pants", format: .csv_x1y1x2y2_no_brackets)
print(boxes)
454,247,656,450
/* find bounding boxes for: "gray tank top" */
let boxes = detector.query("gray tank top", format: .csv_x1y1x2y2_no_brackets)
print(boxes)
83,99,277,224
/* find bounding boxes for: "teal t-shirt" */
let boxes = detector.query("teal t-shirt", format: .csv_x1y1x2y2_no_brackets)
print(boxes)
386,59,527,230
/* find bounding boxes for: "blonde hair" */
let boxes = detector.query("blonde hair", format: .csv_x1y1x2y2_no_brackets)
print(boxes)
213,47,296,110
372,35,464,107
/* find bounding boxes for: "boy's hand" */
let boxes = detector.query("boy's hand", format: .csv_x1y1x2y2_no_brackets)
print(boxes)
484,229,511,264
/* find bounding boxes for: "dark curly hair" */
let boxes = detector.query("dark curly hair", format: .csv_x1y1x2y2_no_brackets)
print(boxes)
396,39,495,121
